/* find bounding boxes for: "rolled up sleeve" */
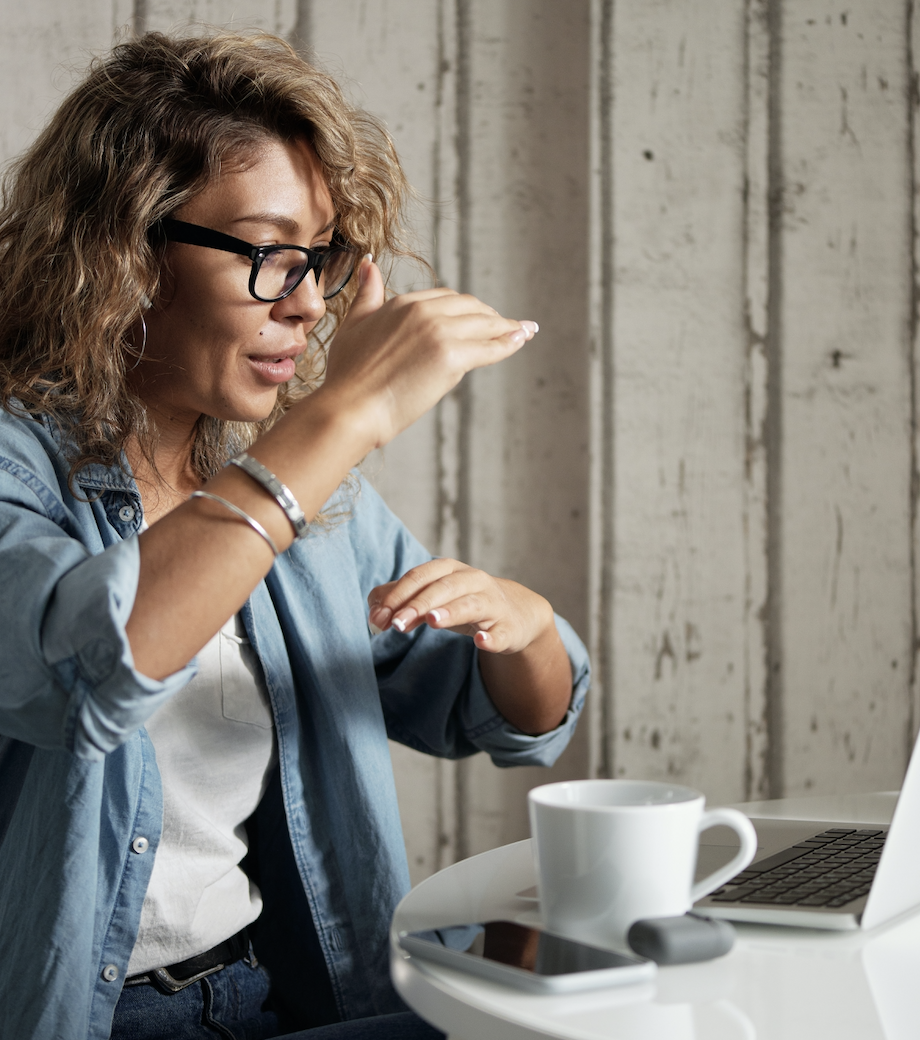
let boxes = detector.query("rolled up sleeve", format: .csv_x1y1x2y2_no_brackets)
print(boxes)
40,537,195,759
377,610,589,769
0,463,194,759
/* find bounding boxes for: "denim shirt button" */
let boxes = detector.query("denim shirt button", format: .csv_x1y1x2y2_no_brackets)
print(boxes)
118,505,136,523
131,836,149,854
101,965,119,982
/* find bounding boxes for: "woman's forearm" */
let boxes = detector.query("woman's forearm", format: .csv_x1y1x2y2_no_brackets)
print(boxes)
127,393,371,680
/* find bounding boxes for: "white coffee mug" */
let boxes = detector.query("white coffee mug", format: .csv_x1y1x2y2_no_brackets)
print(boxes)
528,779,757,948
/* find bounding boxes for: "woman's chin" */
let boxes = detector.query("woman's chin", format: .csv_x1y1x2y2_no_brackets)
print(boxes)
214,387,283,425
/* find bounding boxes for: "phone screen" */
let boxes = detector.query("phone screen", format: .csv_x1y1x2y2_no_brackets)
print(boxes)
404,920,645,977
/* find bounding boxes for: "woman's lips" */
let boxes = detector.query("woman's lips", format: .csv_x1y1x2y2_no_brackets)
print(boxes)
247,354,298,384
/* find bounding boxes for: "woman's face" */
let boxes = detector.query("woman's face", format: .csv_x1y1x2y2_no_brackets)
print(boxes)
136,136,336,430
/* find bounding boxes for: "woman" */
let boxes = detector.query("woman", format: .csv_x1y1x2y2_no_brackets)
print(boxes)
0,30,588,1040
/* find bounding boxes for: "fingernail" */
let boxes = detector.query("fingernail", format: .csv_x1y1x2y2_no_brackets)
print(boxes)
358,254,374,286
475,630,490,645
510,329,527,346
368,621,383,636
521,320,539,336
392,608,417,633
428,609,442,624
369,605,392,628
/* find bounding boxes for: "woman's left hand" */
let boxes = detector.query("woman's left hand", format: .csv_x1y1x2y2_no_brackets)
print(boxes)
368,558,545,652
367,559,573,734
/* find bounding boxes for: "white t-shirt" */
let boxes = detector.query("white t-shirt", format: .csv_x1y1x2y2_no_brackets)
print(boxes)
127,613,277,974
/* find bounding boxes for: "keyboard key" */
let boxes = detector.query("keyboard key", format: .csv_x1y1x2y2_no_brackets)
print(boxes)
746,847,813,872
712,886,762,900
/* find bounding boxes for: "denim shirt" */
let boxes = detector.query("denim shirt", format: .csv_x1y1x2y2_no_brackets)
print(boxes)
0,408,589,1040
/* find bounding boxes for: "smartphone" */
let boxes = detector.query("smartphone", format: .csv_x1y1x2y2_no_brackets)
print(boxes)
398,920,656,994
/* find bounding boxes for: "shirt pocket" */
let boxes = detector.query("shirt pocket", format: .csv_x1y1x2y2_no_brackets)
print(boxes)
219,628,274,729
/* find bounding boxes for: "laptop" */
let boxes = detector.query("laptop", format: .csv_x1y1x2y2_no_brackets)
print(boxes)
693,730,920,930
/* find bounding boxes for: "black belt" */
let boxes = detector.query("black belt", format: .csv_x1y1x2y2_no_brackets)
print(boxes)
124,928,252,994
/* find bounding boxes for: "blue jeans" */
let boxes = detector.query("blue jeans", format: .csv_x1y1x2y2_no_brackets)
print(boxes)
110,958,444,1040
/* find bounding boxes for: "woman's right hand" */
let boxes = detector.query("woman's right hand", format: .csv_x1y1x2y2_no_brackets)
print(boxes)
314,257,538,450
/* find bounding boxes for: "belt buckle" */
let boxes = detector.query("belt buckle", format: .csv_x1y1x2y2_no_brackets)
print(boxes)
151,962,225,994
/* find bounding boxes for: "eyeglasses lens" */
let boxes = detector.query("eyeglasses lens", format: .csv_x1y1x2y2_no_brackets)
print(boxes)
255,246,356,302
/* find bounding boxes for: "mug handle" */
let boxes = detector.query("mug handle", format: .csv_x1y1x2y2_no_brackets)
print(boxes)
690,807,758,903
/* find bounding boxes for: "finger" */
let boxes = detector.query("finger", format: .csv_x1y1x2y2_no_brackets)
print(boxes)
435,310,533,342
473,626,516,653
422,591,492,635
390,570,494,634
425,599,520,654
367,580,398,630
395,288,499,318
368,559,468,630
457,325,530,371
338,256,385,329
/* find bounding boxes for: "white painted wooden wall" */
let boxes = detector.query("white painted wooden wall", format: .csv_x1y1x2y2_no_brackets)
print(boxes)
3,0,917,886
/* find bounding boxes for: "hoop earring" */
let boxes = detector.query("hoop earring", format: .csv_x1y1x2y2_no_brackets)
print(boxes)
129,314,147,370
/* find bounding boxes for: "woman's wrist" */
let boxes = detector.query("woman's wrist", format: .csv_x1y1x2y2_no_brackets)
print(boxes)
477,601,572,736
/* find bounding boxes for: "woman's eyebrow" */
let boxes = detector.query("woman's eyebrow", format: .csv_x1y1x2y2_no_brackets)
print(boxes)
230,212,336,237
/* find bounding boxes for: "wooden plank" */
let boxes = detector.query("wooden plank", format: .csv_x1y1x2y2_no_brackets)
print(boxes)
456,0,593,857
604,0,751,804
777,0,914,795
742,0,772,799
910,0,920,755
588,0,614,781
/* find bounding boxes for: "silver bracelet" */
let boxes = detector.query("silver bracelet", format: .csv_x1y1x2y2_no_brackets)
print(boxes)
227,453,308,539
189,491,280,557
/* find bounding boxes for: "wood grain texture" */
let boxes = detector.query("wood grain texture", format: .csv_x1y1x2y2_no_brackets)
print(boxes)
3,0,919,888
140,0,296,34
452,0,592,859
777,0,913,795
0,0,123,166
909,0,920,758
602,0,753,804
742,0,772,799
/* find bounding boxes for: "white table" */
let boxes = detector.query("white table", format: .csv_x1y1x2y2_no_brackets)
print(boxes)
390,794,919,1039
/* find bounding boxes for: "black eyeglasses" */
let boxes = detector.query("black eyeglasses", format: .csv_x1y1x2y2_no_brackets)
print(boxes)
158,218,359,302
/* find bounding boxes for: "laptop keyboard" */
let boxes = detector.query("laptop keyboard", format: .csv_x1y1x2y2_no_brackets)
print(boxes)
709,828,886,909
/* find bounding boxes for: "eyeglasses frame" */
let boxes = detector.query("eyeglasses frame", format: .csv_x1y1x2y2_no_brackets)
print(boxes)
157,218,358,303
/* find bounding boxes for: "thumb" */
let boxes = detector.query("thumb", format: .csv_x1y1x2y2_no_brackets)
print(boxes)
339,255,384,329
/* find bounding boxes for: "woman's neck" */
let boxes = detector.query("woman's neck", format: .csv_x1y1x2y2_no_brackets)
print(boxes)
126,413,201,526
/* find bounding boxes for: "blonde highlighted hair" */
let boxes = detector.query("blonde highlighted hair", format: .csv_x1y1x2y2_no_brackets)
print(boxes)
0,30,411,484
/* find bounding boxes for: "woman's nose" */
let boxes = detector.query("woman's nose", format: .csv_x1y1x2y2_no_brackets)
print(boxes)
271,270,326,324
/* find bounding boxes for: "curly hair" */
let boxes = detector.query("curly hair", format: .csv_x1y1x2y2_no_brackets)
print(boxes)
0,30,411,485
